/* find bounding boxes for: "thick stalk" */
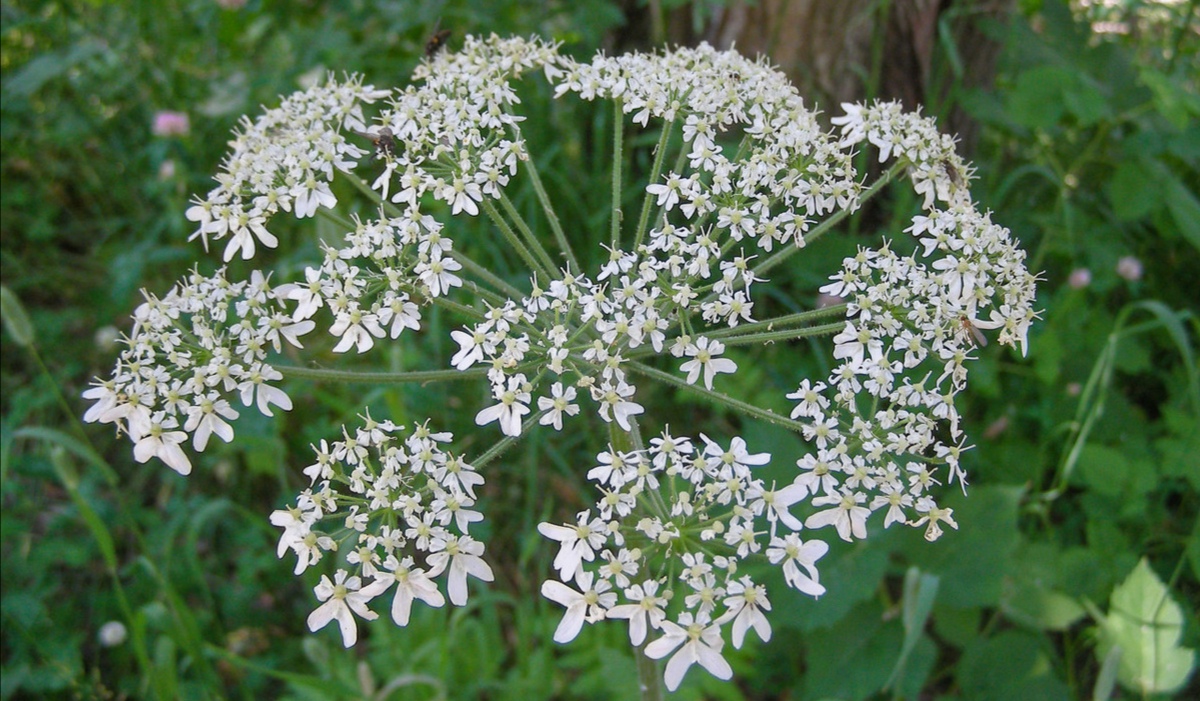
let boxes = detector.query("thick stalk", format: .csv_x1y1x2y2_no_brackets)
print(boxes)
702,304,848,340
611,97,625,248
633,117,676,251
628,361,808,434
520,143,581,274
713,320,844,348
499,190,560,275
277,365,489,384
636,639,663,701
481,198,557,281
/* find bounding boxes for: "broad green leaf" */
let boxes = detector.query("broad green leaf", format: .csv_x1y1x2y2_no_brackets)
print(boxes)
804,600,902,700
1140,68,1200,131
1095,558,1197,694
958,630,1070,700
1008,66,1072,129
1162,175,1200,253
901,486,1023,608
1107,159,1162,221
1076,443,1131,497
1063,79,1110,126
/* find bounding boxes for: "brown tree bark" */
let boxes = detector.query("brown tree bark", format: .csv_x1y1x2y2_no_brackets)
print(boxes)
614,0,1014,151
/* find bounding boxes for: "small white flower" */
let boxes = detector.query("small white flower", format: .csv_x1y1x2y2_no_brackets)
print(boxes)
426,534,494,606
306,570,389,647
644,611,732,692
537,382,579,430
678,336,737,390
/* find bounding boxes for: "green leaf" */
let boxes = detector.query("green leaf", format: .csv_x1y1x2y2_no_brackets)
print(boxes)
804,600,902,699
1095,558,1197,694
1107,159,1162,221
1162,174,1200,253
1140,68,1200,131
886,568,939,689
958,629,1070,700
0,285,34,347
1063,79,1110,127
2,40,106,98
1008,67,1072,129
901,485,1023,608
1075,443,1132,497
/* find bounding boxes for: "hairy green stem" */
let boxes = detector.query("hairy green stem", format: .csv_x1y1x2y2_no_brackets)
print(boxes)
633,117,676,251
702,304,848,340
519,140,581,273
628,361,807,434
472,411,545,469
481,198,557,281
611,97,625,248
499,190,560,276
714,320,844,347
276,364,489,384
636,639,663,701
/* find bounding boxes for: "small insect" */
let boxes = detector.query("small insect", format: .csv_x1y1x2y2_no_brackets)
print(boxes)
352,126,395,159
940,159,964,189
958,315,988,348
425,26,452,57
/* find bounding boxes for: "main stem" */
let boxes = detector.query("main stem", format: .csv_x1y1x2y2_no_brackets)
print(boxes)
611,421,662,701
636,639,663,701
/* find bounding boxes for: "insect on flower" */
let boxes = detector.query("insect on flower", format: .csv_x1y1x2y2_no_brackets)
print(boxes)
352,126,395,159
958,315,988,347
425,27,452,57
940,160,964,189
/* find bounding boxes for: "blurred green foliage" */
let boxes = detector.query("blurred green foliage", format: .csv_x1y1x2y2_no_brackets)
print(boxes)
2,0,1198,699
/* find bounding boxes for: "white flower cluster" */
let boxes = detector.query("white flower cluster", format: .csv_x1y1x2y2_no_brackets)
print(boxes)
539,430,829,691
272,416,493,647
84,34,1037,692
453,44,862,439
184,75,390,261
83,268,308,476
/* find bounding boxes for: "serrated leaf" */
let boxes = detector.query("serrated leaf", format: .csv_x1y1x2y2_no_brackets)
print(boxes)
1096,558,1197,694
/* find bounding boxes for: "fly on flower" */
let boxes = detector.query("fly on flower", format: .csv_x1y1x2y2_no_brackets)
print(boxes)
351,126,395,160
425,25,452,57
940,160,964,189
958,314,988,347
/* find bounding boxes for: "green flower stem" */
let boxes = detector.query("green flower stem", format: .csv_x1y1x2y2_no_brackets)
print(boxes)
514,131,580,274
712,320,845,347
342,169,401,217
315,206,358,234
633,117,675,251
450,252,528,303
482,198,557,281
498,190,560,276
472,411,546,469
611,97,625,248
636,639,663,701
702,304,848,340
276,364,489,384
430,294,491,323
628,361,808,434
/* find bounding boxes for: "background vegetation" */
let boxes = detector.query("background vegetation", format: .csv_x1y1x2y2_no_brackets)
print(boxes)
2,0,1197,699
